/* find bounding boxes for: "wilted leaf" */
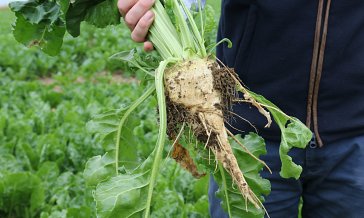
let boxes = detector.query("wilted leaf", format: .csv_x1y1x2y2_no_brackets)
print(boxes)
248,92,312,179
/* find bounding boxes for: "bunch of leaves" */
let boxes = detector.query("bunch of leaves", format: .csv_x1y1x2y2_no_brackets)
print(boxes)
179,129,271,217
8,0,220,56
0,73,151,218
0,9,137,79
9,0,120,55
83,82,210,217
2,5,212,218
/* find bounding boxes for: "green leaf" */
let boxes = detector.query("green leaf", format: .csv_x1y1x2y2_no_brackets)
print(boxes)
214,133,270,218
182,131,270,218
86,109,121,144
16,143,39,171
65,0,120,37
0,172,45,216
84,0,120,28
0,111,7,138
248,92,312,179
86,109,141,170
36,161,60,189
0,154,23,172
36,134,66,167
94,156,153,218
10,0,66,55
9,0,62,24
84,151,115,187
92,68,166,218
56,0,70,16
67,206,92,218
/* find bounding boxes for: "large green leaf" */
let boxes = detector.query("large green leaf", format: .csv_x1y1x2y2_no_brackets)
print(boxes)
65,0,120,37
84,0,120,28
84,151,115,187
94,156,153,218
9,0,121,55
9,0,62,24
86,108,145,170
9,0,66,55
86,109,121,147
248,91,312,179
90,65,165,218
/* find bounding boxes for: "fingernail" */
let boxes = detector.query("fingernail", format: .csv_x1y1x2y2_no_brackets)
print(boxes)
146,11,154,20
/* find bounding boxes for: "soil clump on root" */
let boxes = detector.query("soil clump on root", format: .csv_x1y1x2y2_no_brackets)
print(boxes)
164,59,263,209
166,60,237,140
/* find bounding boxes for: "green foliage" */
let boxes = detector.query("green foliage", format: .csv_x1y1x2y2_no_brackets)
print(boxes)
182,132,271,218
1,4,210,218
94,157,153,218
0,10,137,79
9,0,65,55
248,92,312,179
84,79,209,217
0,72,142,217
65,0,120,37
9,0,121,55
215,134,271,218
83,152,116,187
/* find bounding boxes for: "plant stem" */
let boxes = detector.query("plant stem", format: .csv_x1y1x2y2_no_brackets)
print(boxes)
144,58,176,217
115,85,156,174
219,164,232,218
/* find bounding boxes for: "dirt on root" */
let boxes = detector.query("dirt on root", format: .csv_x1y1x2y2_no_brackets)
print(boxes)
210,64,238,121
166,64,239,178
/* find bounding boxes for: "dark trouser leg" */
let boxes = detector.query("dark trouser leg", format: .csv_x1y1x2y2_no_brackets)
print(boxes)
302,135,364,218
209,140,305,218
209,135,364,218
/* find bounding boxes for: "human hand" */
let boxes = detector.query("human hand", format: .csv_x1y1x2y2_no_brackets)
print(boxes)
118,0,155,51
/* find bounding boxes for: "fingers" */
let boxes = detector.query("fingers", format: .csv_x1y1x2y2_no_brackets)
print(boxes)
117,0,137,17
144,41,154,52
118,0,155,51
131,10,154,42
123,0,155,30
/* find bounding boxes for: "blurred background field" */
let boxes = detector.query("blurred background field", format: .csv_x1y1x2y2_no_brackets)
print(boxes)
0,1,220,217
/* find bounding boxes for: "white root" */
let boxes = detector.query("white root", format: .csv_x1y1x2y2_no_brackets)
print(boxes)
165,58,268,211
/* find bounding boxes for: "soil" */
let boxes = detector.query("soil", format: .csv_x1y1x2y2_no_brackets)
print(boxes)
165,61,239,178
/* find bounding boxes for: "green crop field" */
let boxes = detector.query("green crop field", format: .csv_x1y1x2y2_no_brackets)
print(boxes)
0,2,221,217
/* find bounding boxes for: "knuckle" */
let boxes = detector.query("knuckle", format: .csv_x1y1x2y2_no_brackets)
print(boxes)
124,14,136,28
139,0,154,10
117,0,126,13
131,32,143,43
138,20,149,29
